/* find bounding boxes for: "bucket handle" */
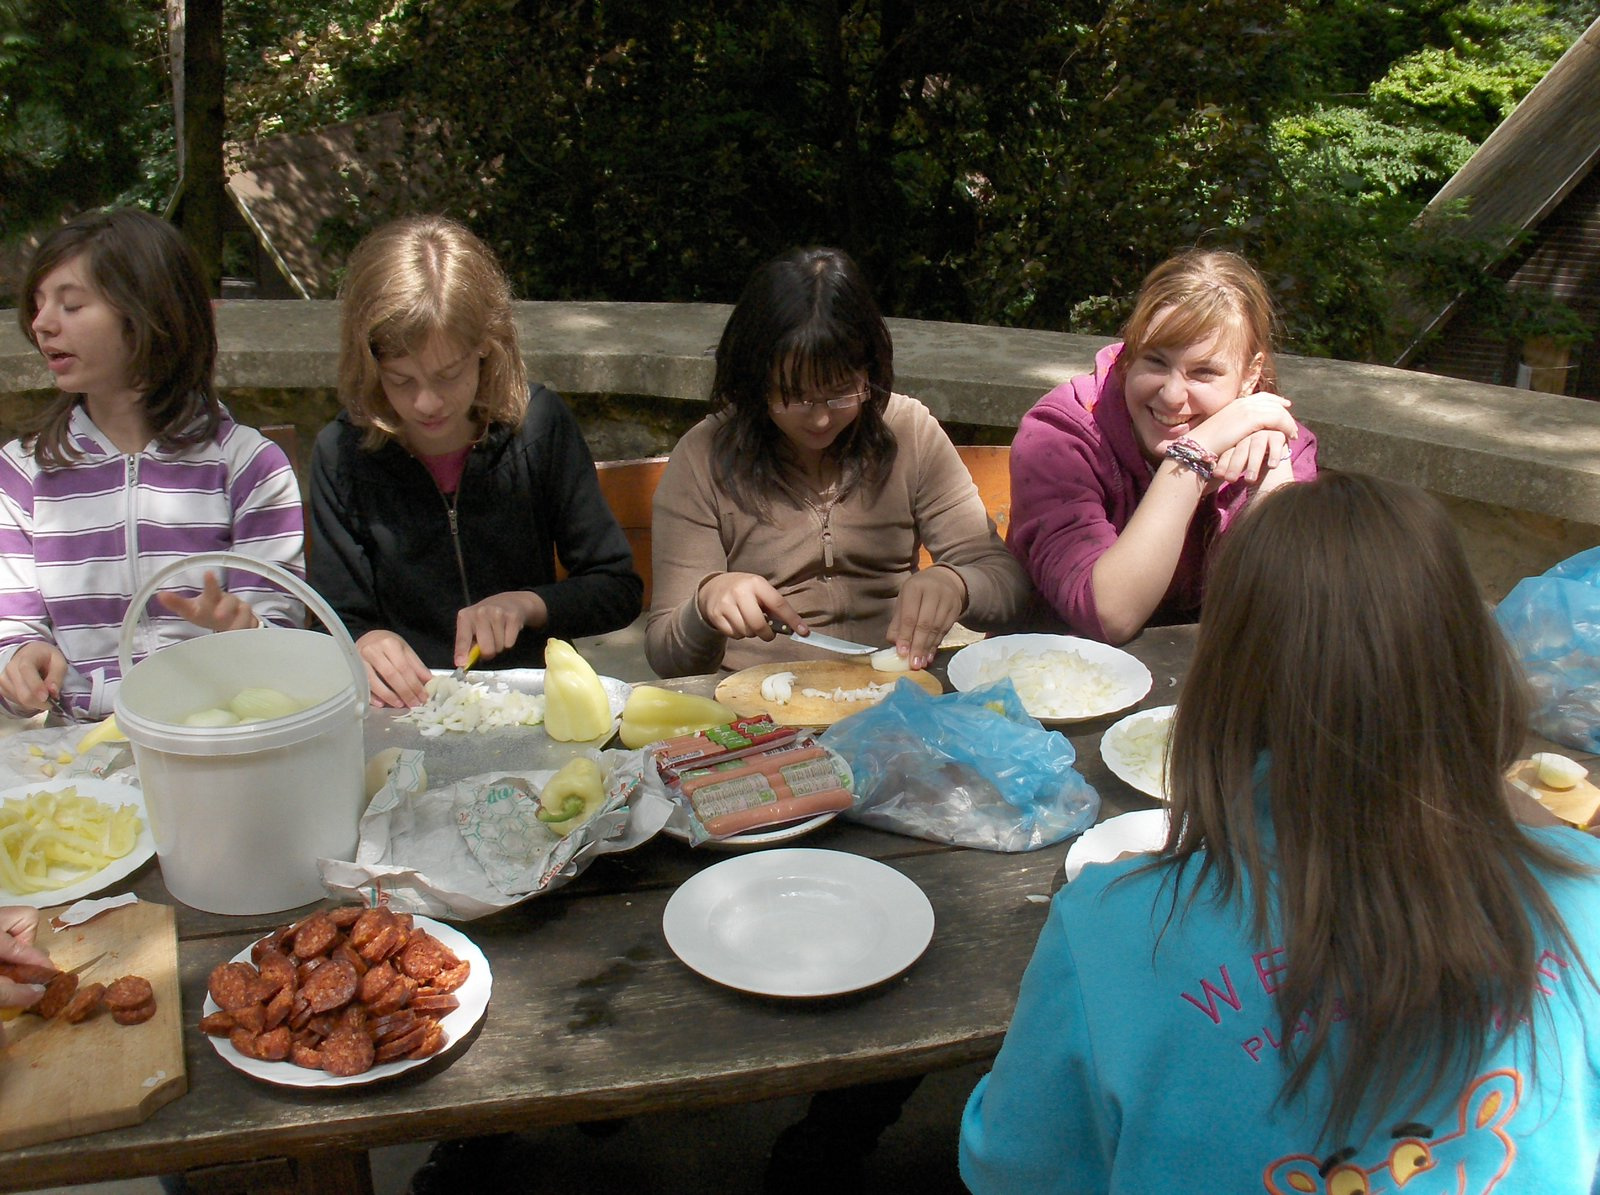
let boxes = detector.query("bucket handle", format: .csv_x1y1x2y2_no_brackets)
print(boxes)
116,552,368,721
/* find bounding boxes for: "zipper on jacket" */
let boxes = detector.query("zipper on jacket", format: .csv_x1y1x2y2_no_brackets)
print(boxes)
439,489,471,608
807,490,839,573
123,454,152,660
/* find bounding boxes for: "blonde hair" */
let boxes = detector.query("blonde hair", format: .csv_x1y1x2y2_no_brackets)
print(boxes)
337,215,528,450
1119,248,1278,392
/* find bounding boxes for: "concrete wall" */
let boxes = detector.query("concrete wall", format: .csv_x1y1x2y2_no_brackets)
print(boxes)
4,300,1597,599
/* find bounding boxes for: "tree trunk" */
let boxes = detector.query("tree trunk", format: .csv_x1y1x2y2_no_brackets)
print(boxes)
170,0,226,295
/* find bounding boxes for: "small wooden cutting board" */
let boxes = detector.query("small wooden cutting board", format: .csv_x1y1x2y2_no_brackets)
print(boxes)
1508,758,1600,828
715,660,942,728
0,900,186,1149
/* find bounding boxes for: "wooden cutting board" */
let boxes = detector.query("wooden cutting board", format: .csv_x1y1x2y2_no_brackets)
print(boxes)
1507,758,1600,828
0,900,186,1149
715,660,941,728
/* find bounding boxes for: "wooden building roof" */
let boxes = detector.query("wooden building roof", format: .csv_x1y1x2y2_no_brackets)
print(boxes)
225,112,411,299
1395,16,1600,364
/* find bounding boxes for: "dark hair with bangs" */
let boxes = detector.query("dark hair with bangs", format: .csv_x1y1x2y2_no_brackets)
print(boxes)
18,208,219,467
1117,248,1278,392
709,247,896,517
1158,471,1592,1147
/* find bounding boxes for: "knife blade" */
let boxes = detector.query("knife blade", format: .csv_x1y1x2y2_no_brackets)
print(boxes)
450,643,482,682
765,618,878,656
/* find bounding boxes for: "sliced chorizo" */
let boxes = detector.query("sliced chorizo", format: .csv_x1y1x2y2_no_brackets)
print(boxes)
373,1021,430,1063
208,962,258,1011
347,907,392,951
61,981,105,1024
367,973,415,1016
358,960,397,1005
431,961,472,994
254,946,297,999
103,975,155,1011
407,1020,447,1060
36,970,78,1019
320,1029,375,1077
328,904,365,929
290,911,338,959
112,1001,157,1026
253,1025,291,1060
408,991,460,1017
301,957,359,1014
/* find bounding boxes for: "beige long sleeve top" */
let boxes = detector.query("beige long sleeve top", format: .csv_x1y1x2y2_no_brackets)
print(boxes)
646,393,1033,677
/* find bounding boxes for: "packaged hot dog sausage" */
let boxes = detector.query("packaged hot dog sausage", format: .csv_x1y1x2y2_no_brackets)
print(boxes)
651,717,799,784
657,725,854,841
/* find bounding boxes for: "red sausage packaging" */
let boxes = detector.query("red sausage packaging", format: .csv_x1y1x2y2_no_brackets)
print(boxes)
650,719,854,840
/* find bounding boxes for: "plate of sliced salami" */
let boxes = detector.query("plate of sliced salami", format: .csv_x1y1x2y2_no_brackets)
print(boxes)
200,908,491,1088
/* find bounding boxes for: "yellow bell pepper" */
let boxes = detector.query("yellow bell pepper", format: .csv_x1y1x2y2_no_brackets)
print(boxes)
618,685,740,749
543,639,613,742
536,757,607,837
75,714,126,753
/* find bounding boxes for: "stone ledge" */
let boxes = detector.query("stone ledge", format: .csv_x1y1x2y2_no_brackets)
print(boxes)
4,299,1599,525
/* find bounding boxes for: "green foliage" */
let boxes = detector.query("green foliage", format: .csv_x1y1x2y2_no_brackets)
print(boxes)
1,0,1592,365
0,0,168,240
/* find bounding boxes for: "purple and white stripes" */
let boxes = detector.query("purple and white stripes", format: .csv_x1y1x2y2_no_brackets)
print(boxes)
0,404,306,717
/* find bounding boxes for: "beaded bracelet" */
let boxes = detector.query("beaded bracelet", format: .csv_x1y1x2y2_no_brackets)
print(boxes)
1164,436,1217,482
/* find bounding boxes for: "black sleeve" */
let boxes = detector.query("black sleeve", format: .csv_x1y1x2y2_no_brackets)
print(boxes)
307,421,385,643
523,388,644,637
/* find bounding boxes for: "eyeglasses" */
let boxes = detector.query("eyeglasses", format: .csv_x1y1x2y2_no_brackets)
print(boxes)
769,386,872,413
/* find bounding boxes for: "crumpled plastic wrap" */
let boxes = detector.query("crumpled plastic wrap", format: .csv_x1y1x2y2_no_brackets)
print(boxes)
0,720,129,791
319,747,675,920
1496,545,1600,753
820,678,1100,852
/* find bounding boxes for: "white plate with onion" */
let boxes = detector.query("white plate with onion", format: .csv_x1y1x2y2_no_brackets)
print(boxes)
947,634,1152,723
1099,705,1176,801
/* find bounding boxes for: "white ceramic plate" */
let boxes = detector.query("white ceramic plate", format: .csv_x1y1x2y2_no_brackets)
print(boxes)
1063,809,1170,882
947,634,1152,722
1099,705,1176,801
203,915,492,1088
659,809,840,851
0,776,154,906
663,848,934,997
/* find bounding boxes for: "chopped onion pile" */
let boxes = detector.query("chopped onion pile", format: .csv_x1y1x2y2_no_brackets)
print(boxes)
972,648,1123,719
799,682,895,704
399,676,547,737
1107,709,1173,796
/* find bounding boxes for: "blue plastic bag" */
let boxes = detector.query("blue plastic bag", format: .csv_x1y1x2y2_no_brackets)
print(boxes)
1495,544,1600,752
819,678,1100,852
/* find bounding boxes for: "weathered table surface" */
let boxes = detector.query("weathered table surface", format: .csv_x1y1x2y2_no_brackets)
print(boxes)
0,624,1379,1192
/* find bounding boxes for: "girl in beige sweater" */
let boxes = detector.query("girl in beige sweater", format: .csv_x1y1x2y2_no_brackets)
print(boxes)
646,247,1030,677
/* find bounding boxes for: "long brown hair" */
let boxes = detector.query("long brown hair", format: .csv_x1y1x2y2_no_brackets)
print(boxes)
337,215,528,451
1118,248,1279,392
18,208,219,466
1161,471,1590,1145
709,247,897,517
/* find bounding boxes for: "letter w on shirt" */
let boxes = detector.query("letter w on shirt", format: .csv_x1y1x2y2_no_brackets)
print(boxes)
1180,965,1243,1024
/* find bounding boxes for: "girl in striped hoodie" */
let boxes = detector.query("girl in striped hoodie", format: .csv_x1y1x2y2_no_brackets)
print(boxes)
0,208,305,719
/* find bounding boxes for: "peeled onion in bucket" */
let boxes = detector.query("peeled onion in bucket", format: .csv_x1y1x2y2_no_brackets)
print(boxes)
228,687,308,722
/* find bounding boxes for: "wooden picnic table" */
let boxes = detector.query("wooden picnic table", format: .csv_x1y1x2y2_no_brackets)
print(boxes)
14,620,1581,1195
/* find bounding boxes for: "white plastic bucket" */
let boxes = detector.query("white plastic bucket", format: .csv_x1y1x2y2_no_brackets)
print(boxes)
114,553,368,915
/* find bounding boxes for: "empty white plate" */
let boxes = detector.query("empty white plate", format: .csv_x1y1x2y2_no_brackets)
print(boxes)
662,848,934,997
